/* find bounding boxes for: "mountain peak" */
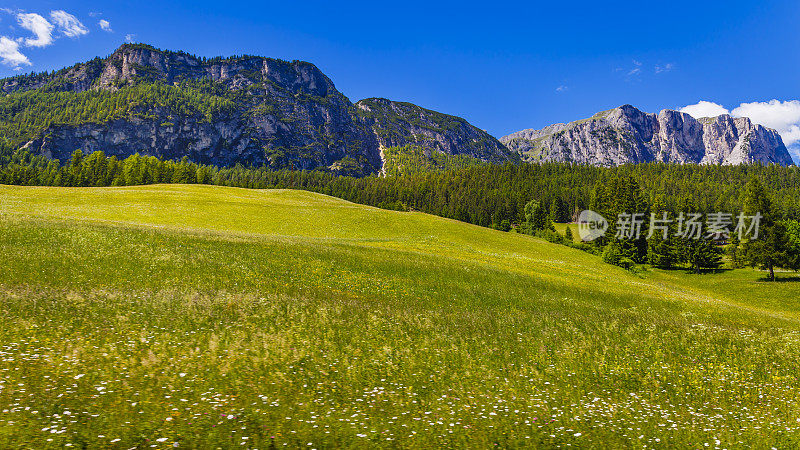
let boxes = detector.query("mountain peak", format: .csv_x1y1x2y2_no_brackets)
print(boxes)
112,42,161,54
501,105,793,166
617,104,641,113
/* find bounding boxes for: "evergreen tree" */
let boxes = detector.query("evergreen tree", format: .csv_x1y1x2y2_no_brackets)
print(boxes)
564,226,574,243
687,239,722,273
646,197,676,269
498,219,511,232
68,149,85,186
602,240,634,269
741,177,798,281
605,175,649,263
725,234,744,268
745,222,799,281
648,238,676,269
549,197,568,223
523,200,553,234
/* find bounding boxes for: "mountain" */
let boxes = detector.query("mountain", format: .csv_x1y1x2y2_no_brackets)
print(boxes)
0,44,516,175
355,98,514,164
501,104,794,166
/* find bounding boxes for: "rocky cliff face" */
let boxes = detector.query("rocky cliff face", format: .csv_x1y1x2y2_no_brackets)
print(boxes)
501,105,794,166
4,44,511,175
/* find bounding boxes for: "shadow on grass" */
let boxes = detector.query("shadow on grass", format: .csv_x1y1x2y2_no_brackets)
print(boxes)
688,268,734,275
657,267,735,275
755,275,800,283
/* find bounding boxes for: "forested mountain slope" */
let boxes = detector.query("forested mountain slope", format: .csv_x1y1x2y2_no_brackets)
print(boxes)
0,44,515,175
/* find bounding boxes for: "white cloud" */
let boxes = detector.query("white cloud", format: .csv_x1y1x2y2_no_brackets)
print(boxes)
655,63,674,74
16,12,53,47
680,101,730,119
50,10,88,38
98,19,112,32
0,9,89,69
681,99,800,161
628,60,642,76
783,126,800,160
125,33,136,43
556,85,568,92
0,35,30,67
731,100,800,146
734,101,800,162
616,60,643,80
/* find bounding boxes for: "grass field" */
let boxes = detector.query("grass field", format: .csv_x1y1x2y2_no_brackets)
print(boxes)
552,223,579,243
2,184,800,448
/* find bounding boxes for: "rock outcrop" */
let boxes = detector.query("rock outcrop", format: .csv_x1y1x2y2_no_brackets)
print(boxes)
501,105,794,166
355,98,517,164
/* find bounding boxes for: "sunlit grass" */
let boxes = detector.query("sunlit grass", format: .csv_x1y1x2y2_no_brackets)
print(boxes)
2,185,800,448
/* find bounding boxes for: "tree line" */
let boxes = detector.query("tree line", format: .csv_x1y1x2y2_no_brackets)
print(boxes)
2,146,799,279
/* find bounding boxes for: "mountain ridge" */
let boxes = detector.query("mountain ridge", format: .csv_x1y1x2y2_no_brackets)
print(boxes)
501,104,794,166
3,45,793,171
1,43,516,174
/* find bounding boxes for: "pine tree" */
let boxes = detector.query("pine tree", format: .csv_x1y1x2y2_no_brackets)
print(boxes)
646,196,676,269
564,226,574,243
523,200,554,234
648,238,676,269
604,175,649,263
726,234,743,268
68,150,85,186
688,239,722,273
741,177,798,281
549,197,568,223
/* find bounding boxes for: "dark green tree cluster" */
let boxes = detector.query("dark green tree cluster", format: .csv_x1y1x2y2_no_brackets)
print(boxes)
632,177,800,277
0,80,238,146
521,200,555,234
0,149,212,187
381,145,486,177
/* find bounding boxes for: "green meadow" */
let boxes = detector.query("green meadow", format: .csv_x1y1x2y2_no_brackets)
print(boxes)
2,184,800,448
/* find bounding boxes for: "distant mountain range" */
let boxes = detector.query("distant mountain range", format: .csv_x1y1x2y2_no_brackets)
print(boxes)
0,45,793,172
1,44,517,175
501,105,793,166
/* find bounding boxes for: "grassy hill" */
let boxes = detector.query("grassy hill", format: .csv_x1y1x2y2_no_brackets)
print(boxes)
1,184,800,448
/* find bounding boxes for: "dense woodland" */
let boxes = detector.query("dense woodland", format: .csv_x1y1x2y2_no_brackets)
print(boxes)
0,80,240,146
2,145,800,277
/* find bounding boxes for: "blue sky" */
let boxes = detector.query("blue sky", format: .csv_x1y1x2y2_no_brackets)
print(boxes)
2,0,799,158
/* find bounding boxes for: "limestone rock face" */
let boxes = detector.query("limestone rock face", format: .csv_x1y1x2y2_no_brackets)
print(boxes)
6,44,513,175
501,105,793,166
